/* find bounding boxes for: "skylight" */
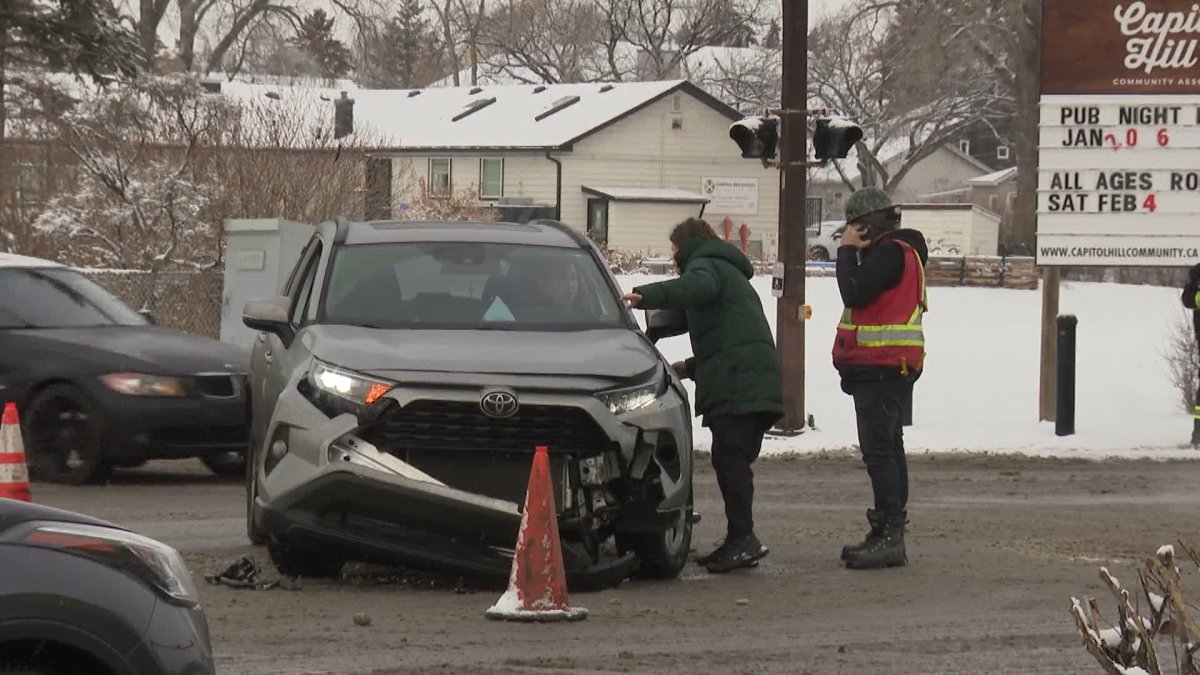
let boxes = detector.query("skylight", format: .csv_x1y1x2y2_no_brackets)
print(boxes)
452,97,497,121
535,95,581,121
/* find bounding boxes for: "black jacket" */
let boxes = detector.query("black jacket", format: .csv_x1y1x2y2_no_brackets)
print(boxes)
835,228,929,386
1182,263,1200,345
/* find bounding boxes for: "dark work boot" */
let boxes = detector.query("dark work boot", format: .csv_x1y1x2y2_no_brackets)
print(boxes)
844,514,907,570
840,509,884,561
704,532,768,574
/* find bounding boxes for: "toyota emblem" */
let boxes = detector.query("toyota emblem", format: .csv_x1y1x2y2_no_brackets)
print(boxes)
480,391,519,419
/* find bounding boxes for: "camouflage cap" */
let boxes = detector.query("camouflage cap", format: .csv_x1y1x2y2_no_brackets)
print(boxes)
844,187,895,223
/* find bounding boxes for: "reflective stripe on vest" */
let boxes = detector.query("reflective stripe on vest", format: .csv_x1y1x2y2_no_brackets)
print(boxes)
837,243,926,351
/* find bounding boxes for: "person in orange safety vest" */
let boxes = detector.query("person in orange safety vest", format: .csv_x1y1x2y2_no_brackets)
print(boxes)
832,187,928,570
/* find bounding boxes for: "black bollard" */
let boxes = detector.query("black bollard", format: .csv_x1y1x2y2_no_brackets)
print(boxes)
1056,314,1077,437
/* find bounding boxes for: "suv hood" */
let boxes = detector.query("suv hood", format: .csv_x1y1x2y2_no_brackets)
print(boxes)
307,326,660,380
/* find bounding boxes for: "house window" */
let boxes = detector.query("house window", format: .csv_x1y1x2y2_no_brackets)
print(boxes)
428,158,451,196
672,94,682,112
806,196,823,228
587,199,609,246
959,140,971,155
997,145,1011,160
480,158,503,199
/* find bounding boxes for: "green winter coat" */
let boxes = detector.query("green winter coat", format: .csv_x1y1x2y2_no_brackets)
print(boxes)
633,239,783,425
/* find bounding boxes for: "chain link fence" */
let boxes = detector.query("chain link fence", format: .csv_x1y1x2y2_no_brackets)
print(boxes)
82,270,224,339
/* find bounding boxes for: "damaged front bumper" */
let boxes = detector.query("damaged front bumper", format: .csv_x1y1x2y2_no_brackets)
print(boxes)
253,379,691,588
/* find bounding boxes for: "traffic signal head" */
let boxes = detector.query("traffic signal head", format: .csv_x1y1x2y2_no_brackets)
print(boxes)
729,116,780,160
813,116,863,161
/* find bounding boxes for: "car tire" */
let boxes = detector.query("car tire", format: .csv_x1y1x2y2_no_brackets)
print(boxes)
201,451,246,478
617,507,693,580
23,384,110,486
809,245,830,261
267,540,345,579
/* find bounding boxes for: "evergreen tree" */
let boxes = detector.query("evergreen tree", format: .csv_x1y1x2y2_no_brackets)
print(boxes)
0,0,141,202
292,10,353,80
363,0,432,88
763,19,780,49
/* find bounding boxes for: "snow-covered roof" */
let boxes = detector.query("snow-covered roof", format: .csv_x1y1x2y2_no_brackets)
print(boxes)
582,186,710,203
810,139,991,186
213,79,737,151
0,253,64,269
967,166,1018,187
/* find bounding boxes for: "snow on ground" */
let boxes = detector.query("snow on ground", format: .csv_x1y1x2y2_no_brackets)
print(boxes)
618,274,1200,460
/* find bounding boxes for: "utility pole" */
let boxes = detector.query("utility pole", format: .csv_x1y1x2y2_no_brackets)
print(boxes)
775,0,808,432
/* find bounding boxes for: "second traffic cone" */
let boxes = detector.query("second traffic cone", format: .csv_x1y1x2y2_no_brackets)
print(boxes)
0,403,31,502
485,445,587,622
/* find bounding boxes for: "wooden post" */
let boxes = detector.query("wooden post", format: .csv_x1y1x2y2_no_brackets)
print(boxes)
774,0,808,432
1039,266,1061,421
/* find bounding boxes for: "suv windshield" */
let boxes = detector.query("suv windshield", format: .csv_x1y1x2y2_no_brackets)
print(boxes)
0,268,148,329
322,242,626,330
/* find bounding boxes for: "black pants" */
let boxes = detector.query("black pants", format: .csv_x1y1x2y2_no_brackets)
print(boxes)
850,380,911,516
709,413,773,539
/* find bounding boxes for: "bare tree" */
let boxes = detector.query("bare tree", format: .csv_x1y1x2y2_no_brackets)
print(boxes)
808,1,1009,194
597,0,766,80
431,0,486,86
685,46,780,114
478,0,606,84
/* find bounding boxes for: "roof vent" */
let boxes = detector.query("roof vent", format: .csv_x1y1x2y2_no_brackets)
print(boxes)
264,91,281,100
535,95,581,121
470,86,483,94
533,85,547,93
453,96,497,121
407,90,422,98
599,84,614,93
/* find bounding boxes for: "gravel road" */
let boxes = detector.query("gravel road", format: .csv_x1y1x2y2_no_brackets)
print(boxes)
30,452,1200,675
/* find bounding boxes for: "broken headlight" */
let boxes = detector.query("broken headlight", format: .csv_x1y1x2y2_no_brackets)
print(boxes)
597,366,667,415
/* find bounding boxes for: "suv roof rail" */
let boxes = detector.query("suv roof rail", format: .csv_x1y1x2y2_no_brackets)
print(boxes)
333,215,350,243
528,218,591,249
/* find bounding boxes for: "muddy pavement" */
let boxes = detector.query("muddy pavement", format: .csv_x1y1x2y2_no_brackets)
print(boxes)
32,452,1200,675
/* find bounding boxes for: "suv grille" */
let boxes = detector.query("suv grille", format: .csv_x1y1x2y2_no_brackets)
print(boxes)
365,400,609,454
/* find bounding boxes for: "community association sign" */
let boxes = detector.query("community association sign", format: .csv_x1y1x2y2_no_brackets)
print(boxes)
1038,0,1200,266
701,177,758,215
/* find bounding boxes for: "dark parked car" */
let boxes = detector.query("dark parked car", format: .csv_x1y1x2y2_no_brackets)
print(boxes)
0,497,215,675
245,219,694,588
0,253,250,484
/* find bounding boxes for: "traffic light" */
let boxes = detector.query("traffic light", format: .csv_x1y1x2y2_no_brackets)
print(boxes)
812,116,863,161
729,116,780,160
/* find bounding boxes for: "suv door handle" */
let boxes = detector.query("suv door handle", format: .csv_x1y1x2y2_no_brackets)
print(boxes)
263,349,273,364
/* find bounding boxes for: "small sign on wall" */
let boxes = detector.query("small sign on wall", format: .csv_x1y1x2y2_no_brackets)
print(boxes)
702,177,758,215
237,249,266,271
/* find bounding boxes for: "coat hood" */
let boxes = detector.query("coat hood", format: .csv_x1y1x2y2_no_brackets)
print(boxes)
878,229,929,266
681,239,755,279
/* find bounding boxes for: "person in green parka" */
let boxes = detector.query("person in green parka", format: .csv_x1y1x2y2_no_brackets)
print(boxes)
622,218,783,574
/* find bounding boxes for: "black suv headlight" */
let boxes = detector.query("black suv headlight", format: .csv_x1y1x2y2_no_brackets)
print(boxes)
302,361,393,416
597,366,667,415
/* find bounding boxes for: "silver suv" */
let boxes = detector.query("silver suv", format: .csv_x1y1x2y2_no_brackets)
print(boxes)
243,219,694,588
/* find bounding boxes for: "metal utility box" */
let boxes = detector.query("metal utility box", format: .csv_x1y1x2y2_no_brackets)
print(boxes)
220,218,315,350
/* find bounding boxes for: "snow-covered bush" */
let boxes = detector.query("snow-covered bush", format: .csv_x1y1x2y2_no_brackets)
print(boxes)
1069,542,1200,675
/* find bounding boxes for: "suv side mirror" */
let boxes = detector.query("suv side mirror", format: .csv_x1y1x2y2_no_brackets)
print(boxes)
243,296,295,345
644,308,688,344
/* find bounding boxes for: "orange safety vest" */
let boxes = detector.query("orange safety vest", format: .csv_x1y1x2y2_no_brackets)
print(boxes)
832,240,927,375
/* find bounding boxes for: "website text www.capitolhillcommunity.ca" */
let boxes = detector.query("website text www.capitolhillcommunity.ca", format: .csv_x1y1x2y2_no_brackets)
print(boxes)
1039,246,1200,259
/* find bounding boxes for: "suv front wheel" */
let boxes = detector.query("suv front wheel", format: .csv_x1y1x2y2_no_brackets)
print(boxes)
617,507,692,579
267,540,346,579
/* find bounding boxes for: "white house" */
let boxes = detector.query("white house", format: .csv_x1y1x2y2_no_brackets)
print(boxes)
807,143,994,225
344,80,781,257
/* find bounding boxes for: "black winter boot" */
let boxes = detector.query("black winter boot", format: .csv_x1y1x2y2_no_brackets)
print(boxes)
840,509,884,561
844,513,907,570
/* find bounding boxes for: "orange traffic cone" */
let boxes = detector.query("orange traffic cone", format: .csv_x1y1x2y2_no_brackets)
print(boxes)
0,403,31,502
485,445,587,622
